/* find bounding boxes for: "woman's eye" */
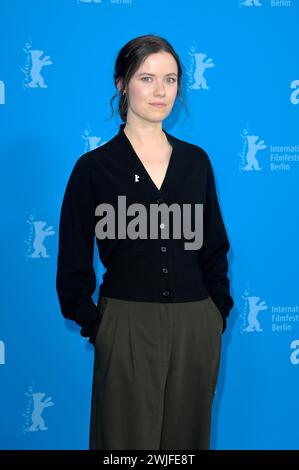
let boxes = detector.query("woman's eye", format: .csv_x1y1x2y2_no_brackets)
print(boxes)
141,77,177,83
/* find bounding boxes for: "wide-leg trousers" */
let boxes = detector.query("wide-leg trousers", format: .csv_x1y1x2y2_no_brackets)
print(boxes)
89,295,223,450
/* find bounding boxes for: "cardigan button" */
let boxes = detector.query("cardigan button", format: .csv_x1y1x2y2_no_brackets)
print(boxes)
161,246,167,252
162,290,170,296
162,267,168,274
160,223,165,229
156,197,164,204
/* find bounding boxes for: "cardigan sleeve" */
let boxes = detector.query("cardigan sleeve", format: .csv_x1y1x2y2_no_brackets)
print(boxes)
198,153,234,333
56,155,101,345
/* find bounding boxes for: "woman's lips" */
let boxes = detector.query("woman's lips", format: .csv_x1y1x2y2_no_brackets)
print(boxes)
149,103,166,108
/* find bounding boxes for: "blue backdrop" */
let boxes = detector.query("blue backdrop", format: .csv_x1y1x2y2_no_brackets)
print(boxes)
1,0,298,450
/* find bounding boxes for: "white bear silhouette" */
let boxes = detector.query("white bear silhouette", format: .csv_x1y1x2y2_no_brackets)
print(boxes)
26,49,52,88
188,51,215,90
28,392,54,432
81,132,102,150
29,221,55,258
241,0,262,6
0,80,4,104
242,134,266,171
244,295,268,332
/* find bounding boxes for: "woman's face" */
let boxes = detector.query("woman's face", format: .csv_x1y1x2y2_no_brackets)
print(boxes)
124,51,178,124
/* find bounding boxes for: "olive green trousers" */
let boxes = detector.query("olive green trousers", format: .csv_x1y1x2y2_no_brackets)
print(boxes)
89,295,223,450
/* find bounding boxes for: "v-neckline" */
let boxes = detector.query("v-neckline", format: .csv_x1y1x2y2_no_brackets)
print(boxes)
118,123,175,194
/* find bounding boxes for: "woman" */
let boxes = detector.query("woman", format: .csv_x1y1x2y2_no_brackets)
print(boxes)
56,34,234,450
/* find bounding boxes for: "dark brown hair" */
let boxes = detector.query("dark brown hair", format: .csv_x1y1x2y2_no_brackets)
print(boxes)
105,33,188,122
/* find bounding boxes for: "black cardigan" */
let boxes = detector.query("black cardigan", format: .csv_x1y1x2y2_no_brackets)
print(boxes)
56,123,234,344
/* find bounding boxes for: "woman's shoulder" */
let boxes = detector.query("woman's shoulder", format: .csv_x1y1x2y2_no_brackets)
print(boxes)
73,134,118,171
167,131,212,169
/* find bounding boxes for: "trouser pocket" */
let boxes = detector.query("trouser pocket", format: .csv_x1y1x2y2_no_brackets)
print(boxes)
95,296,110,346
208,296,224,334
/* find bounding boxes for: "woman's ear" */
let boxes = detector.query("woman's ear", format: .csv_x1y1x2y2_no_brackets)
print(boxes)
116,77,124,93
